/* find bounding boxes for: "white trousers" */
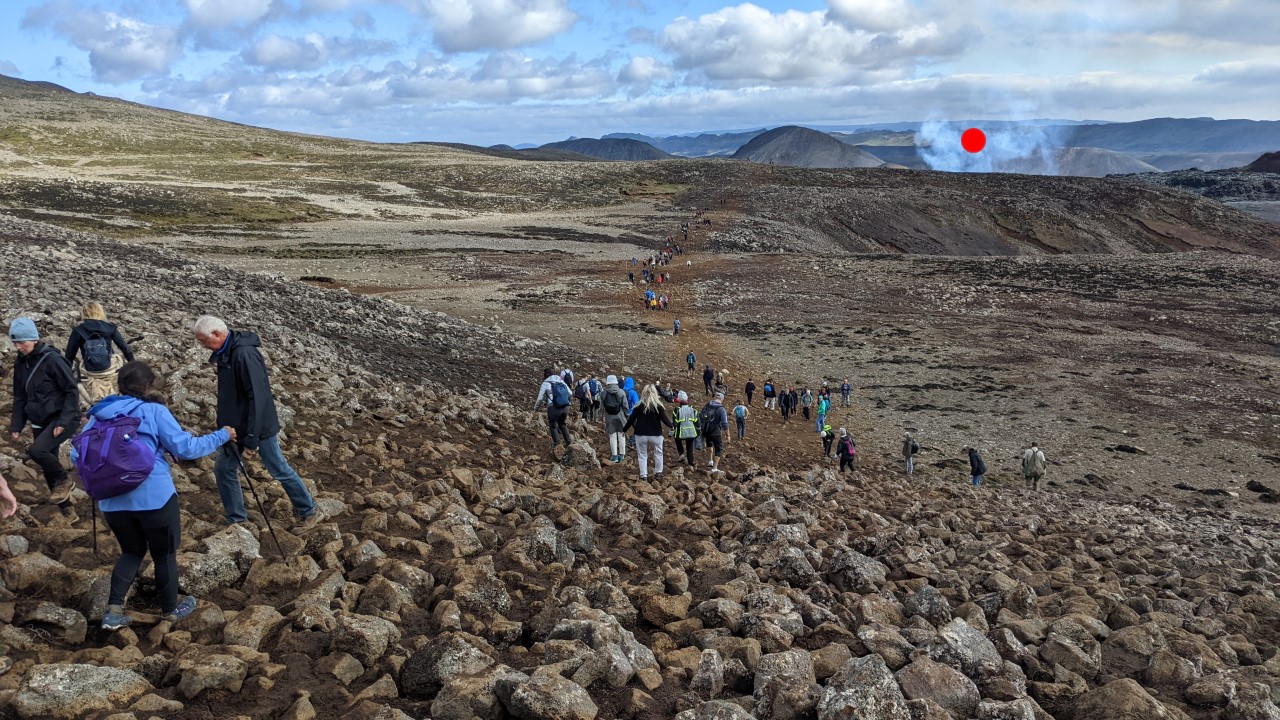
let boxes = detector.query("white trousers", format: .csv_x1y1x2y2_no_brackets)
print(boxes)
609,432,627,457
635,435,664,477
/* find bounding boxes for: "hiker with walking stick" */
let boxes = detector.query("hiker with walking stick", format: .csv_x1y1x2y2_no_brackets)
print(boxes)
70,361,232,631
193,316,324,531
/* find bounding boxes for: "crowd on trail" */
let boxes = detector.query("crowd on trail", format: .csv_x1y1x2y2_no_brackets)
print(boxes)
2,305,326,639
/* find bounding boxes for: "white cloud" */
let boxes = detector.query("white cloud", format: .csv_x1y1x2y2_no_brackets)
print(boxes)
23,1,183,82
404,0,578,52
618,56,669,84
826,0,917,33
184,0,274,30
1193,59,1280,89
243,33,396,70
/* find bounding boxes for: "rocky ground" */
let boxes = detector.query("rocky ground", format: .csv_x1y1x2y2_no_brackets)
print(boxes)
1,208,1279,720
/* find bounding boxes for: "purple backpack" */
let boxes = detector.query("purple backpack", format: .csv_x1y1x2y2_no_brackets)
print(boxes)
72,414,157,500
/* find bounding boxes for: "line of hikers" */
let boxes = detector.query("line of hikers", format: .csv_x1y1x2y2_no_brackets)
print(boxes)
5,308,326,632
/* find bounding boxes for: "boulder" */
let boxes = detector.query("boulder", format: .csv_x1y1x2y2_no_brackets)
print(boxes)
12,664,151,719
1102,624,1166,678
1068,678,1192,720
400,631,496,697
895,656,981,718
431,664,527,720
22,602,88,644
332,612,402,667
222,604,285,651
828,549,889,593
817,654,911,720
929,618,1003,680
176,551,243,596
1040,618,1102,679
506,671,598,720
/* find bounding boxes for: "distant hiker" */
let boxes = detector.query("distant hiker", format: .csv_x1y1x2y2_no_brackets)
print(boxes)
73,361,233,630
193,316,322,530
674,391,699,466
1022,443,1047,491
623,376,640,412
763,379,776,410
9,316,80,507
714,371,728,397
819,423,835,457
686,351,696,376
700,392,730,474
779,387,792,422
574,377,593,418
534,366,574,456
836,429,857,473
601,375,629,463
840,378,852,408
903,432,920,475
0,471,16,518
815,394,830,432
559,367,575,386
703,364,715,396
66,302,136,406
627,271,634,283
673,319,681,336
624,384,674,481
733,400,748,440
965,446,987,487
587,376,603,422
801,387,814,421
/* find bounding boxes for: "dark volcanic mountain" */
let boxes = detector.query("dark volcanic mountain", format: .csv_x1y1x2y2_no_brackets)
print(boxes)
605,130,766,157
1244,151,1280,173
540,137,671,161
732,126,883,169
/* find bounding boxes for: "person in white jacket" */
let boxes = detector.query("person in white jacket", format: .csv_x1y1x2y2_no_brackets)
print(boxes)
1022,443,1047,492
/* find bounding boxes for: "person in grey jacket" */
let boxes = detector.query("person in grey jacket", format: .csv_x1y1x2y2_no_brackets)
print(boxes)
600,375,630,463
903,432,919,476
1022,443,1046,491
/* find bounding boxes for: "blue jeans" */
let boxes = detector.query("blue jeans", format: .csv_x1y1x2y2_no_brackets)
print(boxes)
815,413,826,432
215,435,316,523
972,474,984,487
906,456,914,475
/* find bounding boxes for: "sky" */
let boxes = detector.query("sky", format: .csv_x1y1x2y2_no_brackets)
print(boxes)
1,0,1277,146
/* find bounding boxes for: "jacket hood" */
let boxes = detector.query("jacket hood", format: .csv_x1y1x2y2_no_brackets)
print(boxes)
211,330,261,360
623,377,635,391
89,395,144,419
78,319,117,333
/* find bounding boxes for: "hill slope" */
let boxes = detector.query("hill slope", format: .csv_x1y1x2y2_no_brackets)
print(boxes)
541,138,672,161
732,126,884,169
1064,117,1280,154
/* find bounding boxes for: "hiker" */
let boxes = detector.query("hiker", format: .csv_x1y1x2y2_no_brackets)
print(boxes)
1022,442,1047,491
903,432,920,475
601,375,629,463
815,393,830,432
73,361,233,630
836,428,857,472
819,423,835,457
9,316,80,507
703,364,714,396
801,387,814,421
965,446,987,487
624,384,674,481
733,400,748,440
686,351,696,376
623,376,640,412
700,392,730,474
534,366,574,456
65,302,136,406
559,367,575,387
840,378,852,408
674,391,699,466
587,375,603,422
192,316,322,530
0,471,16,518
574,377,593,418
673,318,681,336
744,379,756,406
779,386,792,422
763,379,776,410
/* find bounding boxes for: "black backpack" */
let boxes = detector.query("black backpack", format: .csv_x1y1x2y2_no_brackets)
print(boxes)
81,328,113,373
698,403,722,435
603,389,624,414
574,381,588,400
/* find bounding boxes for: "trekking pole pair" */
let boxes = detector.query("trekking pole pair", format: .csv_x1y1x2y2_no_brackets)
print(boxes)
227,444,287,559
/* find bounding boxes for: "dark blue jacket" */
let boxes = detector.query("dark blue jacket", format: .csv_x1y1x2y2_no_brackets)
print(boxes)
968,449,987,476
65,319,135,368
211,331,280,451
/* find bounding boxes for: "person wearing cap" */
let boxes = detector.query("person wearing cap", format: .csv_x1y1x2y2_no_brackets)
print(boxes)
8,316,81,506
701,392,730,474
836,428,858,472
600,375,630,463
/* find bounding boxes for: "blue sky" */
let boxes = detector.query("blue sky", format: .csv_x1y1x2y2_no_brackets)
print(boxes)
1,0,1277,145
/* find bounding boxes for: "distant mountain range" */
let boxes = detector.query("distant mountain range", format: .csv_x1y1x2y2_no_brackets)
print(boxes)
545,117,1280,177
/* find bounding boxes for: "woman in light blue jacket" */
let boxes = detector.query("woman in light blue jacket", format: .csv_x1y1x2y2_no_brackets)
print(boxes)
73,361,233,630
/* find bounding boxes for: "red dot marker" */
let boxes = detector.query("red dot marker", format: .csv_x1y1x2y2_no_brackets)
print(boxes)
961,128,986,153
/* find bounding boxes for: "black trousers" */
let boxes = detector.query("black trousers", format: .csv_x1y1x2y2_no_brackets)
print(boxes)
547,406,571,447
30,422,77,508
104,493,182,613
822,436,834,456
840,457,856,472
745,390,753,405
680,438,696,464
802,407,811,420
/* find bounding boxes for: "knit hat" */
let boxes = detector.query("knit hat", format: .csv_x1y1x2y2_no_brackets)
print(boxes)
678,391,688,402
8,317,38,342
839,427,848,436
714,392,724,400
605,375,618,385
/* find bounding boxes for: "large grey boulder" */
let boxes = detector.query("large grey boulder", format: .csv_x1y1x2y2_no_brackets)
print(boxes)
827,549,888,593
929,618,1003,680
13,664,151,719
222,604,286,651
1068,678,1192,720
332,611,402,667
506,671,598,720
754,648,821,720
401,631,496,697
895,656,981,718
817,654,910,720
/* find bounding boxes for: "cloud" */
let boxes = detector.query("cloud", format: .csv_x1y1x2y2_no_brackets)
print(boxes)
406,0,578,53
618,56,669,84
23,1,183,82
659,3,968,88
1194,59,1280,89
184,0,274,30
0,60,20,76
243,33,397,71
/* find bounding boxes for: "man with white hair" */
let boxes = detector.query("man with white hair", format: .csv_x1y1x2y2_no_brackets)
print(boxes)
192,315,322,531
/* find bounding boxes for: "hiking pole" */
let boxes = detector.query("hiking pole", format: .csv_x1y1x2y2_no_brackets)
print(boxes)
229,444,286,560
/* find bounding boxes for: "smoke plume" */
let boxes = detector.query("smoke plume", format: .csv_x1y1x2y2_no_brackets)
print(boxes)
917,120,1067,174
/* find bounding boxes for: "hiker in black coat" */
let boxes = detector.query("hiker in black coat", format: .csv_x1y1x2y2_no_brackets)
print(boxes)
703,364,715,395
65,303,135,370
66,302,137,405
966,447,987,487
9,317,80,505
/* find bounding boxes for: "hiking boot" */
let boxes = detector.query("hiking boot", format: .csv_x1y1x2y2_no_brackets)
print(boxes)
162,596,197,624
49,477,75,504
654,473,664,482
296,509,325,533
102,606,132,631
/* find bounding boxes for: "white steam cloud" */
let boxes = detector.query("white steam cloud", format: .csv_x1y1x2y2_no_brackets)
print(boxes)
917,120,1066,174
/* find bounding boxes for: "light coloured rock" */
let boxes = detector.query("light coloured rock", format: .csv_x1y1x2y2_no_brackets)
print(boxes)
431,664,525,720
332,612,402,667
176,551,243,596
895,656,981,718
400,631,496,696
1068,678,1193,720
929,618,1003,680
818,654,911,720
828,549,888,593
507,672,598,720
222,604,285,651
13,664,152,719
22,602,88,644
